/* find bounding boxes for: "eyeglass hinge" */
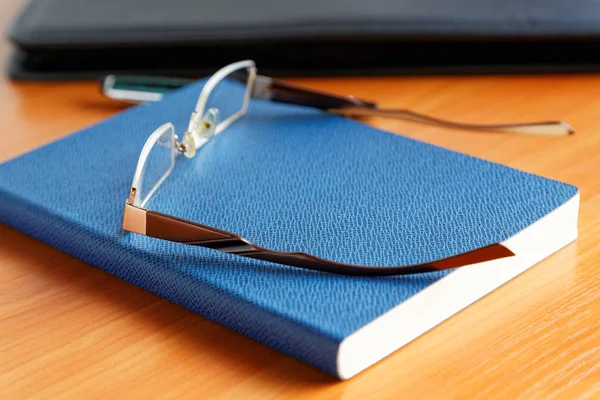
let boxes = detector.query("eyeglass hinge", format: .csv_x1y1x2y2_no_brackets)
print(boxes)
251,75,274,101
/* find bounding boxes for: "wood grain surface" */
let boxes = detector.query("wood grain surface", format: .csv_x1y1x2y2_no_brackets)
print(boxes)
1,1,599,398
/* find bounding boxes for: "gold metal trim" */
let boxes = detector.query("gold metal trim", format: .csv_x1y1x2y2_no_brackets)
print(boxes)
122,203,147,235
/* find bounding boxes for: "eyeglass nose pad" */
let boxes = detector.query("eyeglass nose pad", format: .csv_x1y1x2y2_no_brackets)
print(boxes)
180,131,196,159
200,108,219,137
182,108,220,159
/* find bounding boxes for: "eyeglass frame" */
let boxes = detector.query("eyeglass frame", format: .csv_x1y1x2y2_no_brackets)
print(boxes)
122,59,516,276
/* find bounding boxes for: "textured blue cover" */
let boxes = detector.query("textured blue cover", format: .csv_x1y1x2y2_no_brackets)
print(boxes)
0,80,578,377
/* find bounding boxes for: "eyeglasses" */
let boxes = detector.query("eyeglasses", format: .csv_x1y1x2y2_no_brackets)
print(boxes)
122,59,526,276
103,64,573,137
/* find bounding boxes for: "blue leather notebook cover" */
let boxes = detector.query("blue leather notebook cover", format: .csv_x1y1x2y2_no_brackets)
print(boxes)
0,80,579,379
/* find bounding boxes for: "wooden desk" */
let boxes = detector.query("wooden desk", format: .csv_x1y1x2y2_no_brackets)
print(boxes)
1,2,599,399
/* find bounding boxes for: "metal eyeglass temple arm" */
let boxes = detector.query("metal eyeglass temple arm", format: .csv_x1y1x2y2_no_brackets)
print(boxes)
123,202,515,277
252,75,574,136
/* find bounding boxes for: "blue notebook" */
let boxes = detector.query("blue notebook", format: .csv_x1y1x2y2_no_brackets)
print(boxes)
0,80,579,379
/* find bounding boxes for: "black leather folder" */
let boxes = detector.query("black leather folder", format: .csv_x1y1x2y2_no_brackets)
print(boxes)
8,0,600,80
